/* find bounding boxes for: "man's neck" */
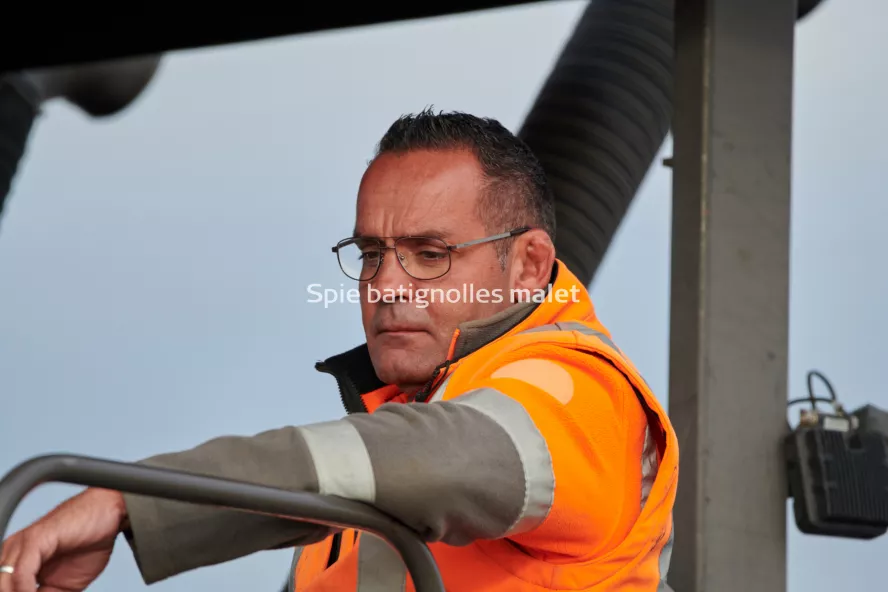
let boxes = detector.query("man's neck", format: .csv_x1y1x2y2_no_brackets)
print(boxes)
398,383,422,396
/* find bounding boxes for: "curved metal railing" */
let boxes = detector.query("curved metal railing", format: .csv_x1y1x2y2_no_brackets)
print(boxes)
0,454,445,592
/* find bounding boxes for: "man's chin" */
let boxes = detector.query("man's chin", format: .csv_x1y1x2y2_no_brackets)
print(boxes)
373,354,437,389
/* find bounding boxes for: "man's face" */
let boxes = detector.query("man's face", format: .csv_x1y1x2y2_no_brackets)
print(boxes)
355,149,513,394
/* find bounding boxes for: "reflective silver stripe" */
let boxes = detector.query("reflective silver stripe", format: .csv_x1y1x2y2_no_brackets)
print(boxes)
641,425,658,509
452,387,555,535
657,524,675,591
520,321,624,355
520,320,661,510
287,547,303,592
297,421,376,503
356,533,407,591
520,321,651,388
551,322,655,391
428,374,451,403
520,321,674,589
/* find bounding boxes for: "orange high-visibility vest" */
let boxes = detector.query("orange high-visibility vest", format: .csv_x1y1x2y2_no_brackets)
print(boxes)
291,262,678,591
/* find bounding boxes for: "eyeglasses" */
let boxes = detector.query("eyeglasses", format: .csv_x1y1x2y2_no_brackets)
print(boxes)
332,227,531,281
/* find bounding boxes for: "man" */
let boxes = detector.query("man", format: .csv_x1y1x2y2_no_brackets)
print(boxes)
0,110,678,591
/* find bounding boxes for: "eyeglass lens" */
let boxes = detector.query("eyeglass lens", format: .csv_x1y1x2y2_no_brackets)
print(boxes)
338,237,451,280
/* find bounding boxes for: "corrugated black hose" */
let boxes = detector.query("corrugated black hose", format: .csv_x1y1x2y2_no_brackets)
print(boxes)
517,0,674,287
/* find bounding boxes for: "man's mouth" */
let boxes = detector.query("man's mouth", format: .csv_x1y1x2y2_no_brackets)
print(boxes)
377,324,426,335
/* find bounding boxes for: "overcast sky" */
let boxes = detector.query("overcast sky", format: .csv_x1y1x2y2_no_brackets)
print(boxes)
1,1,886,590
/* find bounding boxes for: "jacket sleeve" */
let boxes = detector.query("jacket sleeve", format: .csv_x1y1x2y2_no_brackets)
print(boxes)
122,344,645,583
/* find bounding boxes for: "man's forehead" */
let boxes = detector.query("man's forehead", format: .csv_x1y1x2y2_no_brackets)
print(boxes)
353,149,484,239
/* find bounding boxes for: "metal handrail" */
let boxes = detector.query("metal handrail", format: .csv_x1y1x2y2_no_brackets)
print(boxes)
0,454,445,592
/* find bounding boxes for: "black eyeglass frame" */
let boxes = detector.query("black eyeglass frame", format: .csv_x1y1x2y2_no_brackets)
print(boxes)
331,226,532,281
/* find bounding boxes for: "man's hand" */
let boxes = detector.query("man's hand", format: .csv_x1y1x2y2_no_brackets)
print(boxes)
0,488,127,592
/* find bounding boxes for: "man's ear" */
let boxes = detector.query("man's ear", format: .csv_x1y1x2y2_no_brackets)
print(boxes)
509,230,556,292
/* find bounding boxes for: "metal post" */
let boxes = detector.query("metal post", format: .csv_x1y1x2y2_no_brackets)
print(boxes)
667,0,794,591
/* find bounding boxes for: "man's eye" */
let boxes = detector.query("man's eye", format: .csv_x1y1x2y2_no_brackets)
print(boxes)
419,251,447,260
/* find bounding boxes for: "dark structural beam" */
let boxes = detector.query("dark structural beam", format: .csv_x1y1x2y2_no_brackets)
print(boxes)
668,0,794,590
0,2,544,72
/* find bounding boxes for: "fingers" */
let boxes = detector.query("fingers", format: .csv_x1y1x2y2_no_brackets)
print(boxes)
0,534,20,592
11,534,42,592
2,510,56,591
1,491,122,592
0,531,35,592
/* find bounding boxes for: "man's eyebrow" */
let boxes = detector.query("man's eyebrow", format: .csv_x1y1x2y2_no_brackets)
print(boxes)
351,228,378,239
409,229,451,240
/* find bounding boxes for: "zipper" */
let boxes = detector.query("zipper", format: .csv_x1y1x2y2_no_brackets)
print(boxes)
414,359,452,403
